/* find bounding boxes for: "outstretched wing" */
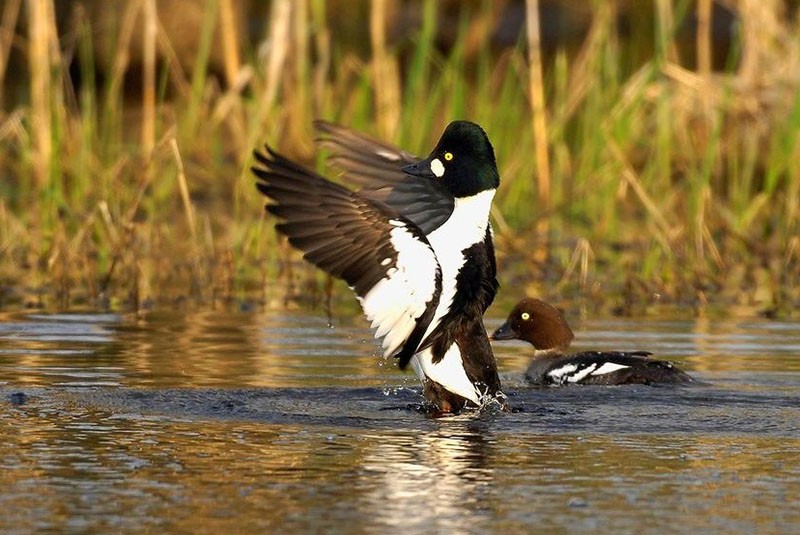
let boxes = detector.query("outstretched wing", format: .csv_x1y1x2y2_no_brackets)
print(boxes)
252,147,442,366
314,120,417,187
314,120,454,235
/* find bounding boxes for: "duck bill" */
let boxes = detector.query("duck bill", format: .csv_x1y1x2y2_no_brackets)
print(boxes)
490,321,516,341
401,157,437,179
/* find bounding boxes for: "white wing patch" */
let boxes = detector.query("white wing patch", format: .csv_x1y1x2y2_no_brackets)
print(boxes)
591,362,630,376
548,361,631,384
549,363,598,383
358,220,439,357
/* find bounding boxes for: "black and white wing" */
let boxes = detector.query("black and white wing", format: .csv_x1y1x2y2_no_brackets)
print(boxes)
252,147,442,367
314,120,454,235
544,351,686,386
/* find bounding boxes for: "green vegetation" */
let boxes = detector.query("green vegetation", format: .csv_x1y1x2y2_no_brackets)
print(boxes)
0,1,798,317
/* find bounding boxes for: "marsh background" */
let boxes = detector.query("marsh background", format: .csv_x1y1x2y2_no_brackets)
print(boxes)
3,3,800,533
1,0,799,318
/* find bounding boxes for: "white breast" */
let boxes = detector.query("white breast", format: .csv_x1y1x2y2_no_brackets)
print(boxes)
422,188,495,342
406,188,495,403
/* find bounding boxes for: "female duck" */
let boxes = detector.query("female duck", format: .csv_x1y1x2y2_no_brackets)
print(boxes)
491,298,694,386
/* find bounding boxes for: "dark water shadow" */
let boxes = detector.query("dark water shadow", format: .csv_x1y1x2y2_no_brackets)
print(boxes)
4,374,799,438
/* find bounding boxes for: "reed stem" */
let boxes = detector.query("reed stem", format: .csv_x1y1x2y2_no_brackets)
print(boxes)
142,0,157,159
171,139,197,243
219,0,241,88
696,0,712,77
371,0,400,140
0,0,21,109
28,0,54,189
258,0,291,121
525,0,551,209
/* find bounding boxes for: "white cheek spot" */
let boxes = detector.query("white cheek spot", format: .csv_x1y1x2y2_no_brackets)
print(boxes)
430,158,445,178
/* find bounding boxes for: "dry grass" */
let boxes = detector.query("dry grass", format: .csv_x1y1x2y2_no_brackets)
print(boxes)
0,1,799,317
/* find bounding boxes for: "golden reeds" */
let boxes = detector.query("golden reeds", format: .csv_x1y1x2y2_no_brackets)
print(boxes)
257,0,291,128
524,0,551,209
287,0,311,151
27,0,55,188
171,138,197,243
218,0,242,89
0,0,21,108
3,2,800,313
696,0,712,78
524,0,552,265
104,0,140,160
655,0,679,63
310,0,331,114
606,139,673,253
142,0,157,159
370,0,400,140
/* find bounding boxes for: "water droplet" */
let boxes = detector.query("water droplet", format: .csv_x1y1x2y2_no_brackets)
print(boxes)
568,497,588,508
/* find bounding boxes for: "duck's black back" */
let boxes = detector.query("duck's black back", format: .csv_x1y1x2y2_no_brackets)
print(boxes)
526,351,694,386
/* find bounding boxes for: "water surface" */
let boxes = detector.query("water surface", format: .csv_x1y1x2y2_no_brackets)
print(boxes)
1,309,799,533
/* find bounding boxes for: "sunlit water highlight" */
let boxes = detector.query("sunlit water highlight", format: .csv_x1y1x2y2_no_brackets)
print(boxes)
1,309,799,533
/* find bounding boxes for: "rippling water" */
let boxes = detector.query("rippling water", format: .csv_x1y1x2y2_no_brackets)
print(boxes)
1,309,799,533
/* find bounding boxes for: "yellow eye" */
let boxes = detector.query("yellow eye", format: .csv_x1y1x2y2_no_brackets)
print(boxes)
444,152,453,161
521,312,530,321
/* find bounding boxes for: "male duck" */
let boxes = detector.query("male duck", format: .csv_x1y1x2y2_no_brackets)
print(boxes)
491,298,694,386
253,121,506,413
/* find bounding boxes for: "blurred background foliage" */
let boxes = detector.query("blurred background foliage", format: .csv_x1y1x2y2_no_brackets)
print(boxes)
0,0,799,317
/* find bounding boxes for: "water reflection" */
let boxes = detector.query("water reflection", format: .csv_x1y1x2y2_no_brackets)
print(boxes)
3,392,798,533
1,309,800,532
357,419,496,532
3,310,800,389
0,310,405,389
